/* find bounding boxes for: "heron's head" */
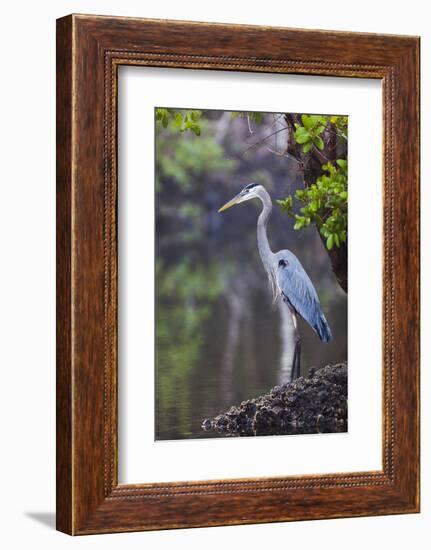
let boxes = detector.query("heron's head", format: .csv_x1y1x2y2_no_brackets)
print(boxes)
218,183,264,212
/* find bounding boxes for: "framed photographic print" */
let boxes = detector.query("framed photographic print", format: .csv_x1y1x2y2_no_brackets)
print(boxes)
56,14,420,534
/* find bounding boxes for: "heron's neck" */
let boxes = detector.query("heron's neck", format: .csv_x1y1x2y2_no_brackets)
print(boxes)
257,190,273,264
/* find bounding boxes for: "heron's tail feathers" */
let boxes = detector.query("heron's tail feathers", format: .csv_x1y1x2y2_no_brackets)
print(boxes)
314,313,332,342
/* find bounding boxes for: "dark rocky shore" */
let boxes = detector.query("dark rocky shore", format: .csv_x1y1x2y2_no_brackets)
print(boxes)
202,363,347,437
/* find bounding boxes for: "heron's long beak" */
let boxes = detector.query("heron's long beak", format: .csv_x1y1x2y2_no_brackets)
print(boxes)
218,193,242,213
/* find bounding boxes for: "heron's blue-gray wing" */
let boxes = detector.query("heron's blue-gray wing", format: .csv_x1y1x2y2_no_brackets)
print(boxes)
276,254,332,342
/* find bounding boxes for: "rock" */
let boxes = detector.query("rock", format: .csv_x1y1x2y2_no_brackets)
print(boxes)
202,363,348,436
201,419,212,431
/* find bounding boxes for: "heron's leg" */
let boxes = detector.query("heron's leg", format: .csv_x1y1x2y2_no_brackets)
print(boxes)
294,337,302,380
291,343,298,382
291,338,301,381
290,311,302,382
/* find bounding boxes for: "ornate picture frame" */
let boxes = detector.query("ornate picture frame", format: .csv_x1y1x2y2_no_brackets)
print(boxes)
56,14,420,534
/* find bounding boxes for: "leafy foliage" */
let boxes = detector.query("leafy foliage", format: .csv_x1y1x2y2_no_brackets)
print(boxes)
293,114,327,153
292,114,348,153
231,111,264,124
277,159,348,250
329,115,348,140
156,108,203,136
275,113,348,253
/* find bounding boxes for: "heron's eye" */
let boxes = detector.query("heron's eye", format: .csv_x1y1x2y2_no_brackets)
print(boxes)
279,259,289,268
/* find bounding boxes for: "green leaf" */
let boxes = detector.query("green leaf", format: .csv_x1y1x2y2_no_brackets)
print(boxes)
301,115,313,130
276,197,293,213
302,142,312,153
294,127,311,144
327,234,334,250
174,113,183,128
314,135,325,150
294,216,306,230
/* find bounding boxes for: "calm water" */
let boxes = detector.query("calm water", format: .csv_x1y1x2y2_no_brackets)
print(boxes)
155,238,347,440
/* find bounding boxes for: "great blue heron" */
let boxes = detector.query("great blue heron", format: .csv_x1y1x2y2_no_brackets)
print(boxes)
218,183,332,381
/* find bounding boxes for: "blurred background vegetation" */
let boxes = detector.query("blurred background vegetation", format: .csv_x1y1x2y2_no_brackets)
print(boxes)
155,108,348,440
